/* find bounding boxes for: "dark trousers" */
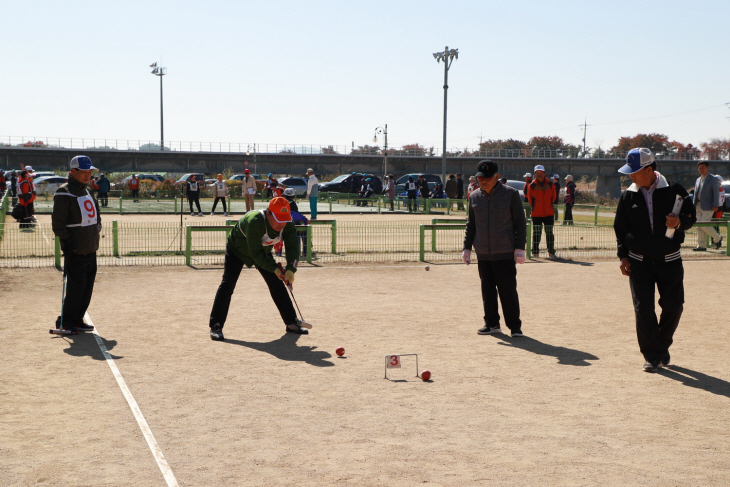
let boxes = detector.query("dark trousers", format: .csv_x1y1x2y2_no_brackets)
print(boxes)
19,203,35,227
131,189,139,201
62,253,97,326
407,192,417,212
562,203,574,225
188,196,201,213
98,192,108,207
211,197,227,213
477,259,522,331
209,248,297,328
532,215,555,255
629,257,684,363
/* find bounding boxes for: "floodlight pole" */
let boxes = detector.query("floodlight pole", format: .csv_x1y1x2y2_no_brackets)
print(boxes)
374,125,388,177
150,63,167,151
434,46,458,185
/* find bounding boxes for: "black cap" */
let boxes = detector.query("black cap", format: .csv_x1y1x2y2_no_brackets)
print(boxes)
475,160,498,178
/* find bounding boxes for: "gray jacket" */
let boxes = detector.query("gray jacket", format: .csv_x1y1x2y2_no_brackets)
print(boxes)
464,183,526,261
693,174,720,211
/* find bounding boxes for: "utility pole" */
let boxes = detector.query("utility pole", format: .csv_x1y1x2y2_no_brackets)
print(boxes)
579,118,591,156
433,46,459,185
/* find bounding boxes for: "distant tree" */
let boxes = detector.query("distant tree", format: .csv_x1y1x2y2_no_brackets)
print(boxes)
20,140,47,148
350,145,380,155
139,142,170,151
700,138,730,160
478,139,527,152
85,145,115,150
527,136,565,151
279,149,295,154
610,133,671,155
667,141,701,159
321,145,339,155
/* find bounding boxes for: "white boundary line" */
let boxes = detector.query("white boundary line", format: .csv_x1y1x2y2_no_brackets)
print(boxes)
86,312,179,487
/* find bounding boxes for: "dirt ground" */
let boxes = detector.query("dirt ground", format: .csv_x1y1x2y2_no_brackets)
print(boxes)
2,261,730,486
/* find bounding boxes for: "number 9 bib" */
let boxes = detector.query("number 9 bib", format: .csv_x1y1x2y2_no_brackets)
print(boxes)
76,194,98,227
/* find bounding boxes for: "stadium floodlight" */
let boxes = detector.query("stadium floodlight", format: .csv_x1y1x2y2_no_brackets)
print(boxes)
373,125,388,176
433,46,458,184
149,62,167,151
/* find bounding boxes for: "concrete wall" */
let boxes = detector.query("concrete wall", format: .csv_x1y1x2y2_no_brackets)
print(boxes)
2,147,722,198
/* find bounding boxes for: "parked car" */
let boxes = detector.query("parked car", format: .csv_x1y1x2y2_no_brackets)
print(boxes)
503,180,526,199
318,173,383,194
277,177,309,196
121,173,166,186
175,173,205,186
33,175,68,195
721,181,730,211
394,174,442,194
29,171,56,179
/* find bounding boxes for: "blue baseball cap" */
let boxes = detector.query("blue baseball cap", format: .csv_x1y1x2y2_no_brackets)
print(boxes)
70,155,96,170
618,148,655,174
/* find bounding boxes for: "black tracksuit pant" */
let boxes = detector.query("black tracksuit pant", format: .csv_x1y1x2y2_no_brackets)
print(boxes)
478,259,522,332
209,247,297,328
188,196,201,213
563,203,574,225
628,256,684,364
62,253,97,327
532,215,555,254
211,197,227,213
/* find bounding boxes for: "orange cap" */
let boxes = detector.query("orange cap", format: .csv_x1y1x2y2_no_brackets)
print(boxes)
268,197,292,223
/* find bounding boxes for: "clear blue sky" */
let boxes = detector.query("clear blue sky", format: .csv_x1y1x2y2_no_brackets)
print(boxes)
3,0,729,153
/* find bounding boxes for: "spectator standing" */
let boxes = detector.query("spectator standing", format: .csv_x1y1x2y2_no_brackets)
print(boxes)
467,176,478,198
614,147,696,372
552,174,561,221
692,161,722,250
89,175,99,199
563,175,576,225
242,169,257,213
445,174,458,210
713,175,725,237
456,173,464,210
97,173,110,207
128,174,140,202
210,174,229,216
385,174,395,211
350,172,361,194
527,165,557,258
306,168,318,220
522,172,532,202
0,170,6,196
10,171,17,200
463,160,526,337
430,181,444,208
51,155,101,334
417,175,429,210
187,175,203,216
405,176,418,212
358,178,373,207
266,174,277,198
17,169,36,228
208,197,309,341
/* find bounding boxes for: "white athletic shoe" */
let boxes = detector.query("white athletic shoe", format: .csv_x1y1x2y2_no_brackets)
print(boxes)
190,212,194,216
198,212,203,216
210,212,214,216
224,212,228,216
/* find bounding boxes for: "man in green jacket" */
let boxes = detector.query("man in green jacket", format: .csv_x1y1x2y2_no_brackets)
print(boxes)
52,155,101,333
209,196,309,340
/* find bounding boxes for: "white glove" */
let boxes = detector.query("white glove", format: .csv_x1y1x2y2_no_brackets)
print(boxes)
461,249,471,265
514,249,526,264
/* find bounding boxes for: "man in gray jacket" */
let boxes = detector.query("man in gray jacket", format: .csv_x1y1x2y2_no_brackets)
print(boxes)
693,161,722,250
463,160,527,337
52,155,101,333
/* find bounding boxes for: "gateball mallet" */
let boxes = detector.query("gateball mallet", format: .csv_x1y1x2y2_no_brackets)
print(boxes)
49,266,77,336
277,263,312,329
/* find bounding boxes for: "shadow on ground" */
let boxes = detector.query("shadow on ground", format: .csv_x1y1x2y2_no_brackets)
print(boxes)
496,335,598,366
225,332,334,367
660,365,730,398
58,333,122,360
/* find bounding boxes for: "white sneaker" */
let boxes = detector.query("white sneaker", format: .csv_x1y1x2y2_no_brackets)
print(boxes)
210,212,214,216
190,212,194,216
224,212,228,216
198,212,203,216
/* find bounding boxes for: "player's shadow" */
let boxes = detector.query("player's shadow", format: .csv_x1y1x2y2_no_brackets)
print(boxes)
58,334,123,361
225,333,334,367
496,336,598,366
659,365,730,398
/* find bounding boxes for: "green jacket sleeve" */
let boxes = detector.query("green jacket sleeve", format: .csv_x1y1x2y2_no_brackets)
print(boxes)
243,216,278,273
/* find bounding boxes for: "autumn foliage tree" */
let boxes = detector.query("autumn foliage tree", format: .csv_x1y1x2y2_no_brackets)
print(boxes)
700,138,730,160
478,139,527,152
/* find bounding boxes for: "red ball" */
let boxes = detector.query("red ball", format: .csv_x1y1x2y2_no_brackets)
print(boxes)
336,347,345,357
421,370,431,381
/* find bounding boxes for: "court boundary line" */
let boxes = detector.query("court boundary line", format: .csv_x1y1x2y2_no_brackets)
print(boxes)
86,312,179,487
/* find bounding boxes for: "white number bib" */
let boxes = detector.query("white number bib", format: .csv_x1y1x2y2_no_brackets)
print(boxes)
76,193,98,227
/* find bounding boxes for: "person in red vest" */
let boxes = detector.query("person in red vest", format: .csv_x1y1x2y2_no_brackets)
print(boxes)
0,170,6,196
527,165,557,258
128,173,140,202
17,169,37,228
90,175,100,198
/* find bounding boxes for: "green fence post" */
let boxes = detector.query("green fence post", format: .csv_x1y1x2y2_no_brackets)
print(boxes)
425,198,431,214
329,194,332,214
377,197,381,214
112,220,119,257
185,226,193,266
331,220,337,254
594,205,599,225
447,199,451,216
119,196,123,215
54,236,61,269
526,221,532,258
306,226,312,264
419,224,425,262
431,223,436,252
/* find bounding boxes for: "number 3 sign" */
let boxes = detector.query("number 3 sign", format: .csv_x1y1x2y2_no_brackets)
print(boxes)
386,355,401,369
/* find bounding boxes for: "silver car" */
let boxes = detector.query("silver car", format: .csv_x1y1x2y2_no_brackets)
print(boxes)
33,175,68,195
277,177,309,196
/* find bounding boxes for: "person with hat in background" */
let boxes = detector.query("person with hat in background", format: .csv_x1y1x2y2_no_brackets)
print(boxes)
9,170,18,203
306,168,318,220
552,174,561,221
563,175,576,225
405,175,418,212
51,155,101,333
527,165,557,258
463,160,527,337
282,187,299,212
614,147,696,372
467,175,478,198
0,170,6,197
242,168,257,213
384,174,396,211
265,173,277,199
522,172,532,203
97,173,110,207
208,196,309,341
210,174,229,216
16,169,37,228
128,173,140,202
186,175,203,216
358,177,374,207
692,161,722,251
456,173,465,210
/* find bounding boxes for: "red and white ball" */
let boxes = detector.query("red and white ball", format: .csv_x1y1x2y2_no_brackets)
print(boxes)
421,370,431,381
336,347,345,357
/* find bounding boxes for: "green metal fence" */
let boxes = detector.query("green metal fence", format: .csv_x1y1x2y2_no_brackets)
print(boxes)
1,219,729,268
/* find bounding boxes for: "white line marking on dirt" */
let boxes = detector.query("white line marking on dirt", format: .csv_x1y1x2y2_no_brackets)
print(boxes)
86,312,179,487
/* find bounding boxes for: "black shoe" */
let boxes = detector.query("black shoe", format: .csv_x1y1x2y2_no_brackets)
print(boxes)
477,325,502,335
643,361,661,373
285,322,309,335
660,353,671,366
210,323,225,341
692,246,707,252
715,237,723,250
75,322,95,332
511,329,525,337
